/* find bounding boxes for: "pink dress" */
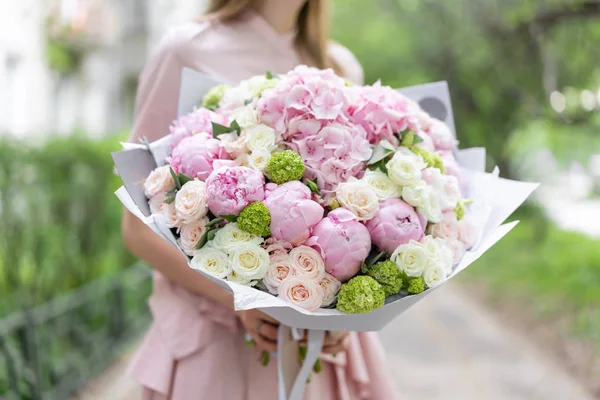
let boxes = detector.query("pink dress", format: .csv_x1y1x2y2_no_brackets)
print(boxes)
127,11,397,400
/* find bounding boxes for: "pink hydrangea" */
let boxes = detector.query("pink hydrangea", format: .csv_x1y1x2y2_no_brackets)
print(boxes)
365,198,426,254
348,82,420,145
257,66,350,134
264,181,324,246
307,208,371,282
427,118,458,152
205,166,265,216
167,133,230,181
170,108,229,149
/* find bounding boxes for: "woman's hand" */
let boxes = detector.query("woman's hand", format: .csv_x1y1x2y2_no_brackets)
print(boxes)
322,331,350,354
237,309,280,353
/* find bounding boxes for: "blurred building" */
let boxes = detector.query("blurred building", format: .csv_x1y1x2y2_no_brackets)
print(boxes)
0,0,207,139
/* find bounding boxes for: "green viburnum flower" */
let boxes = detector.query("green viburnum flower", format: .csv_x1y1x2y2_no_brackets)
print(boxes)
367,260,403,297
344,78,356,87
453,199,473,221
266,150,305,184
237,202,271,237
336,276,385,314
410,146,446,173
328,198,341,210
201,84,231,110
407,276,425,295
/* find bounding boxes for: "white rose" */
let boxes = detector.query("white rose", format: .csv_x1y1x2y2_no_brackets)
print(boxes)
227,270,257,286
212,222,264,254
190,247,231,278
386,148,427,187
230,244,270,280
441,175,461,210
248,148,272,172
401,180,430,208
263,253,296,294
289,246,325,281
457,215,476,247
421,235,453,275
418,190,443,223
220,86,250,112
245,75,279,97
220,132,248,159
178,218,209,256
235,153,250,167
144,165,176,197
230,105,259,128
362,170,401,200
429,119,457,151
319,273,342,307
391,240,429,277
244,124,277,152
335,179,379,221
423,263,446,288
175,180,208,223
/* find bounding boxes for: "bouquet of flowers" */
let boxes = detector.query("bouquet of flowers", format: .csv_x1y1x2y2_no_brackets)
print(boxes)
113,66,538,400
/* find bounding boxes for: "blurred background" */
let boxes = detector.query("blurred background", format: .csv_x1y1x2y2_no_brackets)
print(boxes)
0,0,599,399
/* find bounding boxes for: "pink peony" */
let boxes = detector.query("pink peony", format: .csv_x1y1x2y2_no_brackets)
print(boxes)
170,108,229,149
168,133,230,181
365,198,426,254
205,166,265,216
264,181,324,245
307,208,371,282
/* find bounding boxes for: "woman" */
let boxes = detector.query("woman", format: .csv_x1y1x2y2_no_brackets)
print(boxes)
123,0,397,398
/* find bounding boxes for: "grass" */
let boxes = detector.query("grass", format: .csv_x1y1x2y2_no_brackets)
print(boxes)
463,210,600,346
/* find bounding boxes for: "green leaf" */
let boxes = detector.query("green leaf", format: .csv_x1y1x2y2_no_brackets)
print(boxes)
377,162,388,174
244,98,252,106
230,120,241,136
360,263,369,274
205,217,224,228
170,167,181,190
366,250,387,267
221,214,238,223
178,173,192,185
401,131,415,146
367,142,395,166
313,358,322,373
261,350,270,366
305,179,322,197
265,71,276,79
195,228,213,249
412,134,424,144
207,229,218,241
163,194,176,204
211,122,235,138
243,337,255,347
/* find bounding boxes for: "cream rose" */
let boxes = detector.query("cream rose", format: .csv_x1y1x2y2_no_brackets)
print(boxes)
457,216,476,246
244,124,277,152
230,244,270,280
227,270,257,286
391,240,429,277
235,153,250,167
144,165,176,197
278,276,324,312
190,247,231,278
319,273,342,307
423,263,446,288
401,180,430,209
175,180,208,223
149,193,166,214
263,253,296,294
362,170,401,200
212,223,263,253
385,148,427,187
161,201,182,229
220,132,248,159
248,148,272,172
231,105,259,129
289,246,325,281
178,218,209,256
335,179,379,221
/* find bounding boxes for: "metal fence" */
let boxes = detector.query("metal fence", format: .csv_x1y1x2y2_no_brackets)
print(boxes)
0,264,152,400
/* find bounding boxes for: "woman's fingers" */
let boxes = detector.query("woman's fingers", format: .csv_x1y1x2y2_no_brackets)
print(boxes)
252,332,278,353
257,320,279,342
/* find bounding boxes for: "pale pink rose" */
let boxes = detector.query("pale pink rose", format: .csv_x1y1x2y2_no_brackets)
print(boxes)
219,132,248,159
277,276,324,312
178,218,209,256
429,119,458,152
205,166,265,216
263,253,296,294
319,273,341,307
175,180,209,223
289,245,325,281
148,193,166,214
161,201,182,229
335,178,379,221
365,198,426,254
170,108,229,149
263,237,294,256
264,181,324,245
429,211,459,241
168,133,231,181
144,165,176,198
457,215,477,247
307,208,371,282
439,151,463,184
448,239,467,265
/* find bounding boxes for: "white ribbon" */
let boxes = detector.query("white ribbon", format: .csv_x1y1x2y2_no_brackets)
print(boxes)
277,326,325,400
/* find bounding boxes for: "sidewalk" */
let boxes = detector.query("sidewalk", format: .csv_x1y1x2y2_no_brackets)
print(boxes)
75,283,594,400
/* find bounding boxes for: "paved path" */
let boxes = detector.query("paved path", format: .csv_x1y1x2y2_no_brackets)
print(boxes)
75,284,594,400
